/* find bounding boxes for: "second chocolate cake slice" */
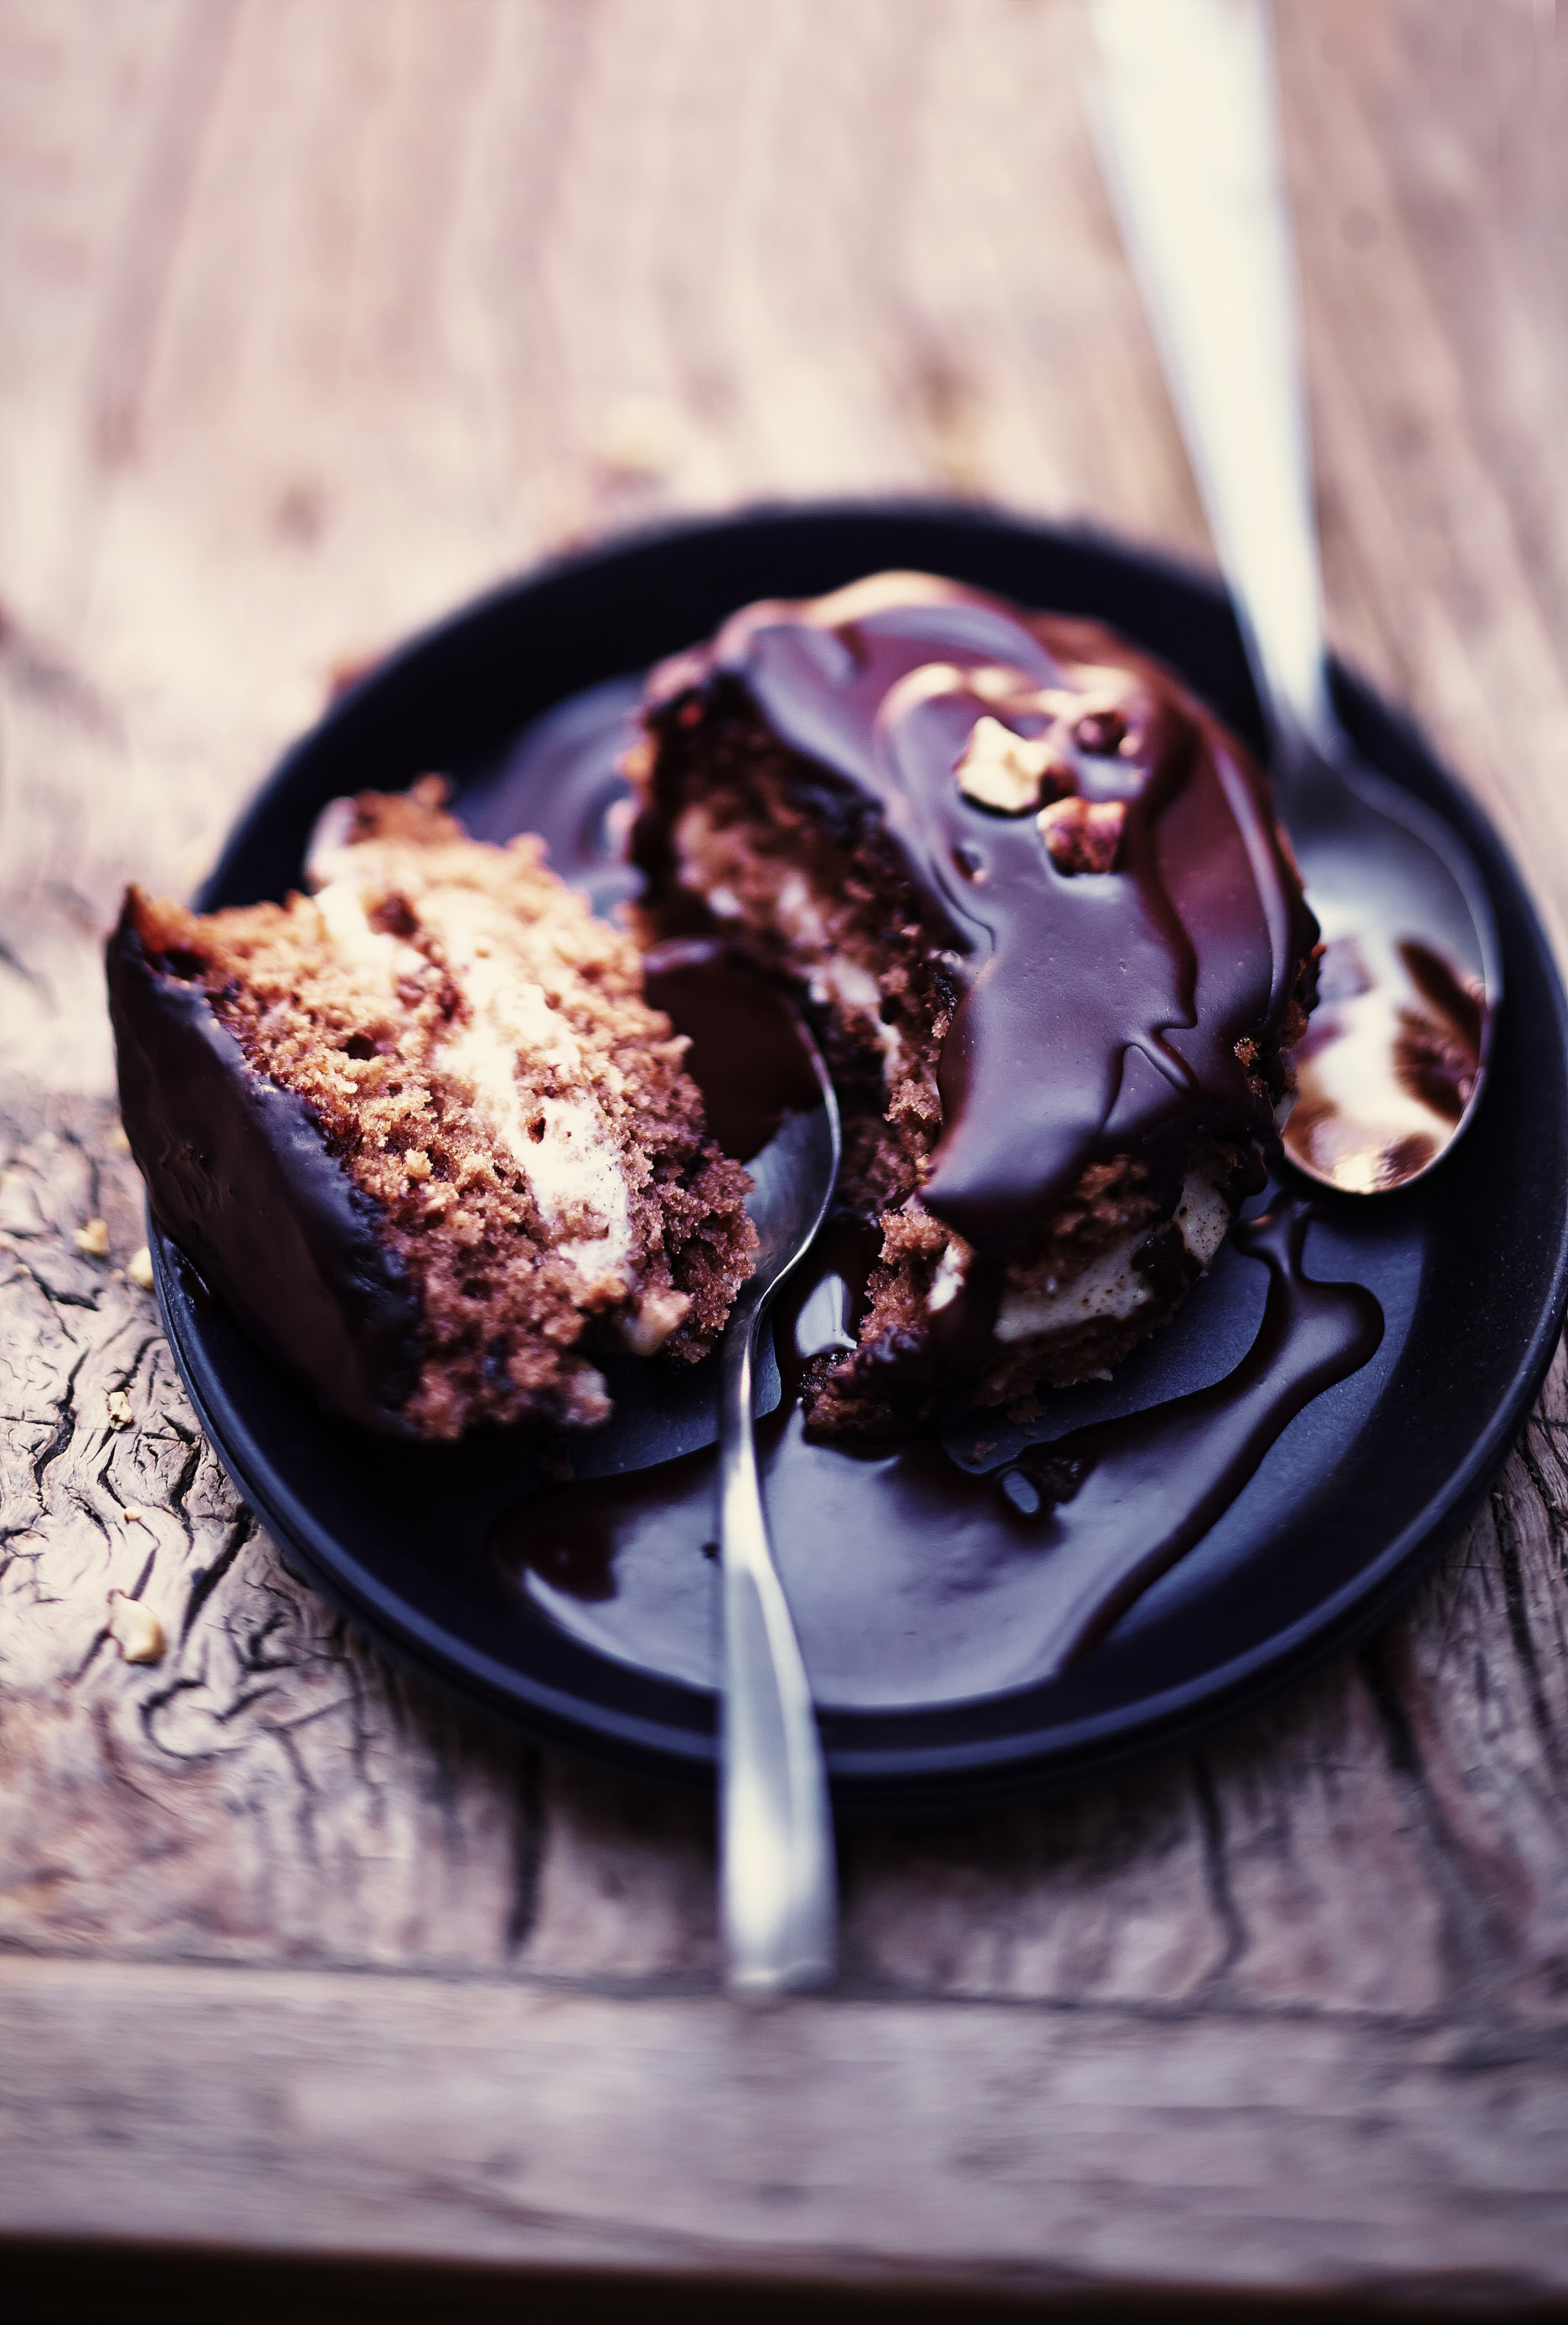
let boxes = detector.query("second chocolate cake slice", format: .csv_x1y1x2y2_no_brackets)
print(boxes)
627,571,1318,1438
109,781,756,1439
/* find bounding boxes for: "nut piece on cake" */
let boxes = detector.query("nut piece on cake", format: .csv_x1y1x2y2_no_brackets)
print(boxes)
955,716,1073,814
106,780,756,1439
627,570,1319,1440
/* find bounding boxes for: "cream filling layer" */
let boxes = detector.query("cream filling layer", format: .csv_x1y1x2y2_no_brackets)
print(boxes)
312,870,635,1286
988,1168,1231,1343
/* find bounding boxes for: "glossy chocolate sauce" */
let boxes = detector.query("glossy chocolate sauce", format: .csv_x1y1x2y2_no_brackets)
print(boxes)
645,574,1318,1253
493,1197,1382,1704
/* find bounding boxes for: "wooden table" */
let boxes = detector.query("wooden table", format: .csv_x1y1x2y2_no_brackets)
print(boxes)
6,3,1568,2314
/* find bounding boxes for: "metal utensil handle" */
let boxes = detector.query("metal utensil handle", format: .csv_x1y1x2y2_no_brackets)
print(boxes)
719,1288,837,1995
1087,0,1333,753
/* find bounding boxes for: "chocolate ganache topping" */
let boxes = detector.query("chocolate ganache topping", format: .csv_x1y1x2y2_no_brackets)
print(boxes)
649,573,1317,1254
106,916,423,1431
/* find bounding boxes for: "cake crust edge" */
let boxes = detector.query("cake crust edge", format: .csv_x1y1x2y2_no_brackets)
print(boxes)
108,914,426,1434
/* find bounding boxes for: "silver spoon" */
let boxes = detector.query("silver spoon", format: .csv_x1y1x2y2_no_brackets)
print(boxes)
718,1023,840,1994
1088,0,1499,1194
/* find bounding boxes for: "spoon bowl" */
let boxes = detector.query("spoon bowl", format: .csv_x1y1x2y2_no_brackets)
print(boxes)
1278,733,1495,1192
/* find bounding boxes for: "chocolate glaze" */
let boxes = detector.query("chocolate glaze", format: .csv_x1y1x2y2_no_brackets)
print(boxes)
645,574,1317,1255
106,917,423,1433
996,1204,1383,1668
493,1195,1382,1702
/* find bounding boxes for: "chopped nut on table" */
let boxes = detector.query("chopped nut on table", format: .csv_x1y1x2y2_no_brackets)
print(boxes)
107,1591,165,1666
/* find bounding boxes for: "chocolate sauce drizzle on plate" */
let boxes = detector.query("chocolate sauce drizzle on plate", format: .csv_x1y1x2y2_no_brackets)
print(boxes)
491,1197,1382,1706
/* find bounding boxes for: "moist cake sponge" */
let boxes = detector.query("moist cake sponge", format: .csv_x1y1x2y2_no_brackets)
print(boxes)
108,780,756,1438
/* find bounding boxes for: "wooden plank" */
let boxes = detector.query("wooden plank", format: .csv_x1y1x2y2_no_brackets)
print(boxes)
4,1952,1568,2303
1283,2,1568,964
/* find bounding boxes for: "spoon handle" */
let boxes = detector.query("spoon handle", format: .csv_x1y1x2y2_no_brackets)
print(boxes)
1086,0,1333,755
718,1288,837,1995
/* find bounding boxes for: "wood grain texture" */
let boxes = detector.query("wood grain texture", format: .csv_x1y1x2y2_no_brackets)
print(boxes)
6,1953,1568,2306
4,0,1568,2302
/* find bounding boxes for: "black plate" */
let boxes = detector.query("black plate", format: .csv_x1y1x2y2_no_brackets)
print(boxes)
152,503,1568,1813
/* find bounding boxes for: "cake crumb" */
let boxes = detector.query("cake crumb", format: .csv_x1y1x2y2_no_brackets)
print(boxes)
74,1217,111,1258
596,390,683,477
127,1245,156,1291
106,1389,133,1431
622,1285,693,1355
108,1592,165,1666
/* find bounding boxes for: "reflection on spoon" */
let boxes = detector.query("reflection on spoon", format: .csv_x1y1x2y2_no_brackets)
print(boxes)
1284,930,1487,1194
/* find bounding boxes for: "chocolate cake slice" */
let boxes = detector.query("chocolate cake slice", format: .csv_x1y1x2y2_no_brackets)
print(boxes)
627,571,1318,1438
108,781,756,1438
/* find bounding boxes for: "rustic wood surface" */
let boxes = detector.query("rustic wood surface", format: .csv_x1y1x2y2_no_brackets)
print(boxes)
5,0,1568,2312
